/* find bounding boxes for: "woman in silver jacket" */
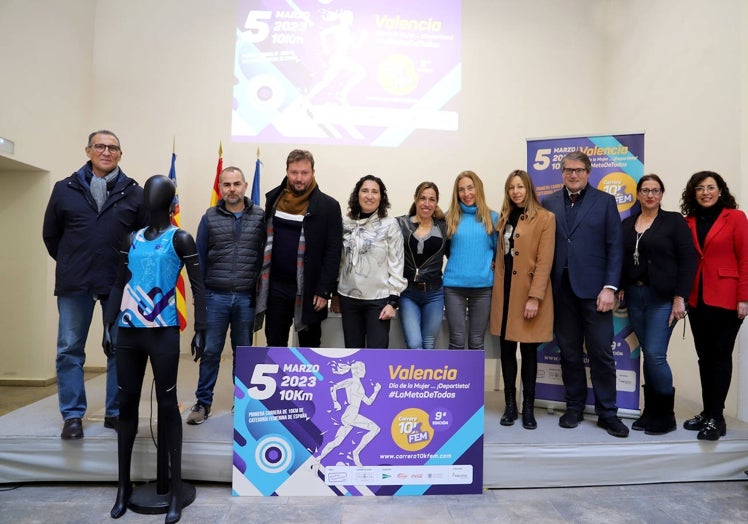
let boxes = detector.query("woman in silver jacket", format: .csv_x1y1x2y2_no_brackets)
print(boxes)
332,175,406,348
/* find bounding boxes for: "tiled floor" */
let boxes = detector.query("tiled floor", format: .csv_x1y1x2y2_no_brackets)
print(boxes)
2,379,748,523
2,480,748,523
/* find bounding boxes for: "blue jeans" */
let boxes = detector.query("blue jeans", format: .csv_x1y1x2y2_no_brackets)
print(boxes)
625,285,676,395
56,294,118,420
443,286,492,349
195,291,254,407
399,288,444,349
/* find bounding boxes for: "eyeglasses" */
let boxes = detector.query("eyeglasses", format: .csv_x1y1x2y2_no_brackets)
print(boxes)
639,188,662,196
562,167,588,175
89,143,121,154
694,185,718,194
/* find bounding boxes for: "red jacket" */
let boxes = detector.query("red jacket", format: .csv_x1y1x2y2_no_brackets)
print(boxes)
686,208,748,310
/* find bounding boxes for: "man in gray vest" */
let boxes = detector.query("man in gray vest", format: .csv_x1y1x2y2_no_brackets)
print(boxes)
187,166,266,424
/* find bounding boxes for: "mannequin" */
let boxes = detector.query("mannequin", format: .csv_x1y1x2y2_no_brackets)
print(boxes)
104,175,206,524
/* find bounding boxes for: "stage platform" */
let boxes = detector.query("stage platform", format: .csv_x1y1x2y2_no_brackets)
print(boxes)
2,354,748,489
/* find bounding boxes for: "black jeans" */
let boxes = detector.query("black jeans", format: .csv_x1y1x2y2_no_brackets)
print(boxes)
264,280,322,348
689,303,743,419
339,295,391,349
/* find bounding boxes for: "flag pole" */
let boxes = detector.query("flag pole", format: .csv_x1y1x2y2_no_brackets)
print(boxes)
168,140,189,331
252,144,262,348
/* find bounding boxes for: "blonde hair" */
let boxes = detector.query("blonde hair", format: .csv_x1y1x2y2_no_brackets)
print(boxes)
446,171,494,237
497,170,544,232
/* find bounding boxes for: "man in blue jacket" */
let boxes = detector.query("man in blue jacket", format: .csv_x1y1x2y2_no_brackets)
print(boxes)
542,151,628,438
43,130,147,440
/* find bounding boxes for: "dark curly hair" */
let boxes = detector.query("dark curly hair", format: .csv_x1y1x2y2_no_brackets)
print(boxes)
680,171,738,216
347,174,390,218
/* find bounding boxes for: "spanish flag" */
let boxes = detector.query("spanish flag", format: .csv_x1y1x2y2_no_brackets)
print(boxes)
210,142,223,206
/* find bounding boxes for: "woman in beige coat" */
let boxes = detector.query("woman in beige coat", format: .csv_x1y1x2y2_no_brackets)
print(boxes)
490,170,555,429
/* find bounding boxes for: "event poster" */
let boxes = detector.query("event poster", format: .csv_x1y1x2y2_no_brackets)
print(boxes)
233,347,484,496
526,133,645,412
232,0,461,147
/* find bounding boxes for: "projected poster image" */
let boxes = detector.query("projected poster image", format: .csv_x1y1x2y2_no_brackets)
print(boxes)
232,0,461,147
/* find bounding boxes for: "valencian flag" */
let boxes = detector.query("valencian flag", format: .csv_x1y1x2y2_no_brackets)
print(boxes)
251,146,261,205
168,147,188,331
210,142,223,206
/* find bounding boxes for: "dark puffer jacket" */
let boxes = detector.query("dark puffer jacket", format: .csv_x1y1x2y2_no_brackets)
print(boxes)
196,198,266,294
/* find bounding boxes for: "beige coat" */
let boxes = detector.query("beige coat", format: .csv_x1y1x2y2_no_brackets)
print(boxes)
490,208,555,342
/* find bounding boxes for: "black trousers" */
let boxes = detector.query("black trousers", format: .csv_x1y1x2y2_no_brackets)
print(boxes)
264,280,322,348
500,339,539,394
689,303,743,419
553,271,618,417
339,295,391,349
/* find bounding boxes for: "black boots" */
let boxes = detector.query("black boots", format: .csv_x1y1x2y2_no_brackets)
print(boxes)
500,387,518,426
521,392,537,430
632,385,676,435
500,387,537,429
646,388,676,435
631,385,651,431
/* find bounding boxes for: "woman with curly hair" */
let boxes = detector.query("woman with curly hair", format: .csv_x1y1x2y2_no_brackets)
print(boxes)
333,175,406,348
680,171,748,440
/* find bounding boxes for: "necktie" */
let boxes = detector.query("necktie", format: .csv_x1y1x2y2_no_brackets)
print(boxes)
569,193,579,205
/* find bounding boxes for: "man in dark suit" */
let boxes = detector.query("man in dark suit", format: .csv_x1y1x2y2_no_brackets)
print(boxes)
542,150,628,437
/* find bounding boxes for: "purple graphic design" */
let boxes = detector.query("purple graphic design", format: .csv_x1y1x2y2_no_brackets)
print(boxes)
233,347,484,496
232,1,462,147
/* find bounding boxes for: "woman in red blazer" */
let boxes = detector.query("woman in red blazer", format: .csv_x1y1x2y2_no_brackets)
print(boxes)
680,171,748,440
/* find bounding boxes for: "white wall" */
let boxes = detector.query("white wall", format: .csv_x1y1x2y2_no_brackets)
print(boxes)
81,0,605,361
605,0,746,413
0,0,746,418
736,0,748,420
0,0,95,382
